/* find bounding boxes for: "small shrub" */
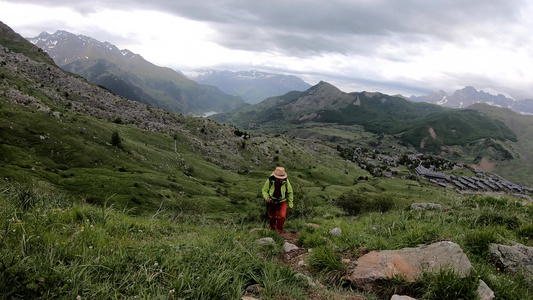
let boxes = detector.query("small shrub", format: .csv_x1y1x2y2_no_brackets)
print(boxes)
370,194,395,212
335,191,366,215
288,190,317,219
335,191,395,216
110,130,122,148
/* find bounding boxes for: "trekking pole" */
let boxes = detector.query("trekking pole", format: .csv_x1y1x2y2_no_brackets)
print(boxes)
263,199,270,229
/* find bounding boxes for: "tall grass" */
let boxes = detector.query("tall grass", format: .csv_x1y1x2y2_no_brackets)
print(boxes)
2,180,533,299
0,183,310,299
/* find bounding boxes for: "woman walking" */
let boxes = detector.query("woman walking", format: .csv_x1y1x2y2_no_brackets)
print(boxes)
261,167,294,234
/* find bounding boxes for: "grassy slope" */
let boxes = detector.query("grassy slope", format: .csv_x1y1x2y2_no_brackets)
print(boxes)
2,25,533,298
0,22,55,65
213,88,528,186
466,103,533,186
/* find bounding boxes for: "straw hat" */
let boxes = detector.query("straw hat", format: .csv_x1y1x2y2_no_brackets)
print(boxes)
272,167,287,179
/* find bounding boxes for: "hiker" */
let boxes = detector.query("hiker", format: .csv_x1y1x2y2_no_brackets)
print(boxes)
262,167,294,234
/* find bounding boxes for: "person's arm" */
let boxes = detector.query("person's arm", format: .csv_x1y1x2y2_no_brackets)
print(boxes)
262,179,271,202
286,179,294,208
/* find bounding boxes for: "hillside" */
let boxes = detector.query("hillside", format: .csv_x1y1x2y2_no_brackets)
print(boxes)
185,69,312,104
1,22,374,212
2,21,533,300
28,30,244,115
466,103,533,186
212,82,523,185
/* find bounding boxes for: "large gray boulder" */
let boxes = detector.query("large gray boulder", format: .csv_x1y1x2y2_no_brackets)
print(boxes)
346,241,472,287
347,241,494,298
488,243,533,277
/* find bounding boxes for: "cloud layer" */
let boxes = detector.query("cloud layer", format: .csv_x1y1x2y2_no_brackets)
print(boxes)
2,0,533,99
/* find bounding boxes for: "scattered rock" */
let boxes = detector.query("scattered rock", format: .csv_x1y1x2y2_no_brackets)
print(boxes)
329,227,342,236
295,273,316,287
391,295,416,300
488,243,533,277
256,237,275,245
248,228,262,234
305,223,320,228
411,203,442,210
241,296,259,300
245,284,264,294
283,242,299,253
478,280,495,300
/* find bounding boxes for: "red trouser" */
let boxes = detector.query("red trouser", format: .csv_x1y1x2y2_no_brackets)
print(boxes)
268,201,288,234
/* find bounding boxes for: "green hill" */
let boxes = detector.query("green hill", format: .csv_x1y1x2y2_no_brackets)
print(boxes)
1,22,533,299
213,82,524,185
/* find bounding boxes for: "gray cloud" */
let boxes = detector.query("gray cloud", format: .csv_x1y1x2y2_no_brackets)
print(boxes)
9,0,528,56
5,0,533,98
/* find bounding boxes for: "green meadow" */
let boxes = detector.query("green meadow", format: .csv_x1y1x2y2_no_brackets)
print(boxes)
2,97,533,299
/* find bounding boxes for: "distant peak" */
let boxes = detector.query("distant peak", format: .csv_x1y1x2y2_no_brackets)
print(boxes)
306,81,342,95
314,81,338,90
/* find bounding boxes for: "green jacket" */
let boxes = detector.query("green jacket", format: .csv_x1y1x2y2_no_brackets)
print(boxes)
262,175,294,208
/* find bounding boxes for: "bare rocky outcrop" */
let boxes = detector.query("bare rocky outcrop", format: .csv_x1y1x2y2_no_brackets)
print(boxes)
346,241,494,299
347,241,472,288
488,242,533,278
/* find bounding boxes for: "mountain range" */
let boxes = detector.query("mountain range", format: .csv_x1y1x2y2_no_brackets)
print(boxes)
411,86,533,115
184,69,312,104
28,30,244,115
212,81,529,183
3,20,533,185
26,29,533,118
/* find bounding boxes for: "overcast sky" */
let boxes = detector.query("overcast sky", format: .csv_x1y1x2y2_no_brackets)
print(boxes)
1,0,532,99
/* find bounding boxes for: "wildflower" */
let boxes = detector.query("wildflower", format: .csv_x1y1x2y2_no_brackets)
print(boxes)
154,262,159,267
170,289,175,294
89,246,93,249
81,226,85,230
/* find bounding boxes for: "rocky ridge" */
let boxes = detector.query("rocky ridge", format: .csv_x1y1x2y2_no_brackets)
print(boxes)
411,86,533,115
